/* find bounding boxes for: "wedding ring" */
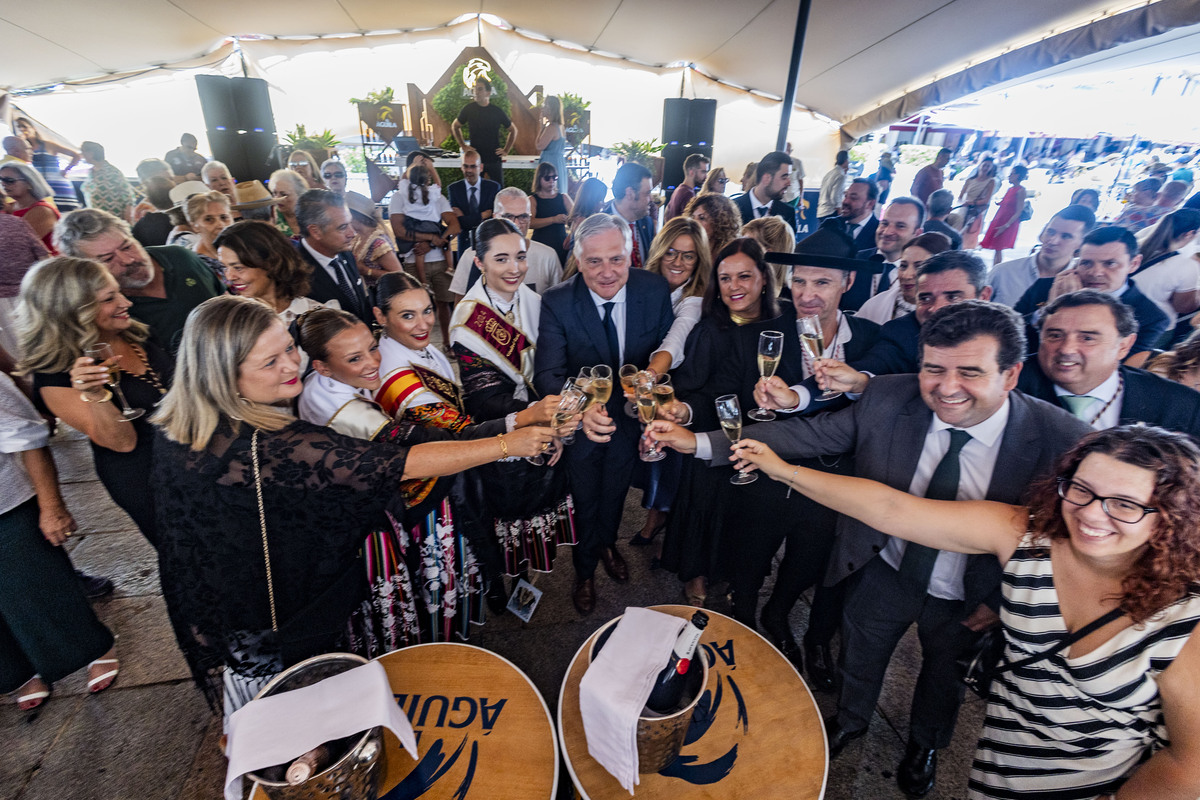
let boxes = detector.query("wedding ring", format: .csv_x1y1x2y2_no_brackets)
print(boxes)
75,378,85,384
540,441,550,452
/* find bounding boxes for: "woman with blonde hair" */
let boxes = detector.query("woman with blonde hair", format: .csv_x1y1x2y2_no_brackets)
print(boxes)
151,295,553,715
684,191,742,262
183,190,232,282
742,214,797,295
268,168,307,237
700,166,729,195
17,257,171,545
285,150,324,189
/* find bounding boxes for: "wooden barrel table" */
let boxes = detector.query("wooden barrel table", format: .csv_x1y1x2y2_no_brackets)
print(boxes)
558,605,827,799
250,643,558,800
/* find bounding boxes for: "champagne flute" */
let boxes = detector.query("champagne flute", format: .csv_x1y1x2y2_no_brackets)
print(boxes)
748,331,784,421
715,393,757,485
589,365,613,408
636,381,666,462
84,343,143,421
559,379,586,445
799,315,842,400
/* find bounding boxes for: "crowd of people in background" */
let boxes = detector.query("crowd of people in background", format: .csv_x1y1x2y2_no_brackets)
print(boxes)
6,86,1200,799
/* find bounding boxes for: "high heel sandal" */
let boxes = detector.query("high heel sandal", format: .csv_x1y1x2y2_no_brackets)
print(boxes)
87,646,120,694
15,675,50,711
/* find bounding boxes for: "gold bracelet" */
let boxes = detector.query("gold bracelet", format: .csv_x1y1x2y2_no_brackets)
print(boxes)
79,388,113,404
496,434,509,459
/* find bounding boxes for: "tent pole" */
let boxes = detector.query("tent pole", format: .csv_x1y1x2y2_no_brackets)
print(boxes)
776,0,813,152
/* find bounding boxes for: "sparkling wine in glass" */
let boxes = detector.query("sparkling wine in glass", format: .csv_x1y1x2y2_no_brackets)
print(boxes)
799,315,842,400
84,343,143,421
589,365,613,407
715,393,757,485
636,382,666,462
748,331,784,421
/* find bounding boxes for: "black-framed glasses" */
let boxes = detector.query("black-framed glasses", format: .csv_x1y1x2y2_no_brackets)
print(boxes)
501,213,531,224
1057,478,1158,524
0,176,26,185
322,172,345,179
664,248,698,265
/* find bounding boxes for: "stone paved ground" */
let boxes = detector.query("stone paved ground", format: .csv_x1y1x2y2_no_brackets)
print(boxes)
2,424,985,800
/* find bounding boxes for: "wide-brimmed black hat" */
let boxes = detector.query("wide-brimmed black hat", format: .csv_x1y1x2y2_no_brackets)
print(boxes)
767,218,870,272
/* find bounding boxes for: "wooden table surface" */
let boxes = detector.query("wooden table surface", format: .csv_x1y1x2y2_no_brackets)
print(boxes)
558,605,827,799
251,643,558,800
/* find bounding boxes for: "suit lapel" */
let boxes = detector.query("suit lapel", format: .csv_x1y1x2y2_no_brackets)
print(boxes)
887,394,930,491
989,394,1039,501
573,278,613,363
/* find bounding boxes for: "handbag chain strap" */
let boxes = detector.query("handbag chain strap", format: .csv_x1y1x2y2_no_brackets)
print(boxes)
991,606,1125,678
250,429,279,632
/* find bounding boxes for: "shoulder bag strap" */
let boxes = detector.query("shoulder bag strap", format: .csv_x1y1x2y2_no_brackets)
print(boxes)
988,606,1125,679
250,429,279,632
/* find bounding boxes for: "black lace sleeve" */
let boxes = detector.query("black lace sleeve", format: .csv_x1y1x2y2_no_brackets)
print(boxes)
151,420,409,708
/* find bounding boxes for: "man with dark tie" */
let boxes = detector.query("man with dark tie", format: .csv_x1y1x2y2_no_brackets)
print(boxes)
600,163,655,270
734,150,797,233
828,178,878,251
294,189,371,324
651,301,1087,797
1017,289,1200,440
841,196,925,312
535,213,674,614
448,149,500,257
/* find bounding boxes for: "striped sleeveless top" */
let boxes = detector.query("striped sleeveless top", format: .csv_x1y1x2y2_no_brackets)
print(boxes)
969,535,1200,799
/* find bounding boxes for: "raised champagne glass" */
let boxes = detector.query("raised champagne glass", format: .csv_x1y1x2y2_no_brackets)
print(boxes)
559,378,586,445
799,315,842,400
84,343,143,421
748,330,784,421
715,393,757,485
636,381,666,462
589,365,614,408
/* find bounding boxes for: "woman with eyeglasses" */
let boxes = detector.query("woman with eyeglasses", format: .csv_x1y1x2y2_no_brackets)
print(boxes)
268,169,307,238
725,424,1200,800
530,162,572,266
1,162,61,255
286,151,324,189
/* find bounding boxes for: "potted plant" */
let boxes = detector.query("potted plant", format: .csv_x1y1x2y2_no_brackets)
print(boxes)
432,66,512,154
283,124,341,163
560,92,591,148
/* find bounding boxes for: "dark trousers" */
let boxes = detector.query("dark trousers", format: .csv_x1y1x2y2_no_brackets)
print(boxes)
481,157,503,186
565,419,639,579
805,580,846,647
0,499,114,692
836,556,975,749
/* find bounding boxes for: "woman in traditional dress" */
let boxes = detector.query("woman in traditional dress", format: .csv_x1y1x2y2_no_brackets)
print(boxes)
449,218,577,580
374,271,566,621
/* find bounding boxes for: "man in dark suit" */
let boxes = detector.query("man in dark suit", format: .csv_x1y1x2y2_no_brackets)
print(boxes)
535,213,674,614
652,301,1089,798
734,150,797,234
447,149,500,256
823,177,878,251
295,189,371,324
1013,225,1168,363
842,196,925,311
600,162,655,269
922,190,962,249
1018,289,1200,439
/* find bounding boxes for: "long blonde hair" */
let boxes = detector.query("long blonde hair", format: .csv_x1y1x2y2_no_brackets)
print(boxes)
15,257,149,375
645,217,712,300
152,295,293,450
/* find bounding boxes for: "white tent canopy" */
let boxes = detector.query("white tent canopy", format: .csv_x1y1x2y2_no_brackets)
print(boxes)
8,0,1200,137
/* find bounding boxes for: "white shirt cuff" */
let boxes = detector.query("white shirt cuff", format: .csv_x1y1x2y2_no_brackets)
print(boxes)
779,385,811,413
694,433,713,461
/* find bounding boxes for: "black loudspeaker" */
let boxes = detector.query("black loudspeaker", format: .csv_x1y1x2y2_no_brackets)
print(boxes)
662,144,713,200
207,130,278,184
687,99,717,147
196,75,238,132
231,78,276,135
662,99,691,146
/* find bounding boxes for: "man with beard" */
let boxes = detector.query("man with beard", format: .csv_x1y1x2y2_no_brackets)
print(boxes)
734,151,797,234
828,178,878,251
54,209,223,352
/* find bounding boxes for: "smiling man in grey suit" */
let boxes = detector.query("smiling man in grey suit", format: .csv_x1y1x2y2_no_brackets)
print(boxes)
535,213,674,615
652,301,1089,797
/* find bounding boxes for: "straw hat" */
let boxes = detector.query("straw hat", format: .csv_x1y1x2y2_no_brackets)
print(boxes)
231,180,277,210
167,180,209,209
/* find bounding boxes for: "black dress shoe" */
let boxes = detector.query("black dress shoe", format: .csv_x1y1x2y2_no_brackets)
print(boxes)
824,716,867,759
572,578,596,615
896,740,937,798
485,580,509,616
76,570,114,600
600,547,629,583
803,639,837,692
760,613,804,674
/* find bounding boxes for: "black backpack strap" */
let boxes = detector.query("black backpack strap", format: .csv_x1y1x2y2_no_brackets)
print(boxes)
989,606,1125,679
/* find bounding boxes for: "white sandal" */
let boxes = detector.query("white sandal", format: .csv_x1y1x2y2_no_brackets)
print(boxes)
16,674,51,710
87,657,119,694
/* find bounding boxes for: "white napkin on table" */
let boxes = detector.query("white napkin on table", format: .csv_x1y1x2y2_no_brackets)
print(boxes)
579,607,687,794
224,660,417,800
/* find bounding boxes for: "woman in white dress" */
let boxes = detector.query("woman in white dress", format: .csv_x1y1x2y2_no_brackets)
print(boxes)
1132,209,1200,336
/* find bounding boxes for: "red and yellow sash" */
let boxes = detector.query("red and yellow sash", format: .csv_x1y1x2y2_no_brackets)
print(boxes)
375,368,424,417
460,302,530,373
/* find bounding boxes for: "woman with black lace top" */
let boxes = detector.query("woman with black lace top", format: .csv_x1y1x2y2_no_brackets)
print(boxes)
149,295,553,717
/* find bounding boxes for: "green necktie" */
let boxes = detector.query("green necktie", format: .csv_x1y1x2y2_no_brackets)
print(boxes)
1060,394,1098,420
897,428,971,595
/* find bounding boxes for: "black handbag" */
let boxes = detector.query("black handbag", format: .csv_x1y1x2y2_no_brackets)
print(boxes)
959,606,1124,698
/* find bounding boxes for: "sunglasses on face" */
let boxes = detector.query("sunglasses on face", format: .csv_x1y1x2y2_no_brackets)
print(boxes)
543,174,557,181
322,172,345,179
289,163,308,169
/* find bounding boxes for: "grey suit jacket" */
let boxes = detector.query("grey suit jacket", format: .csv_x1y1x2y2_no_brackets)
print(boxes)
699,373,1090,608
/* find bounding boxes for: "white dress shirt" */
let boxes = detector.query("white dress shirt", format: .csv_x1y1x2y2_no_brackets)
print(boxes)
1052,370,1123,431
589,284,628,363
301,238,345,286
879,400,1011,601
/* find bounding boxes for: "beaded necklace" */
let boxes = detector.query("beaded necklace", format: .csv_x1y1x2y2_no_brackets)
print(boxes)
126,344,167,395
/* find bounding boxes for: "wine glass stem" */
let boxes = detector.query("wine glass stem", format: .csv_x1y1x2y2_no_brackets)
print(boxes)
111,382,133,415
